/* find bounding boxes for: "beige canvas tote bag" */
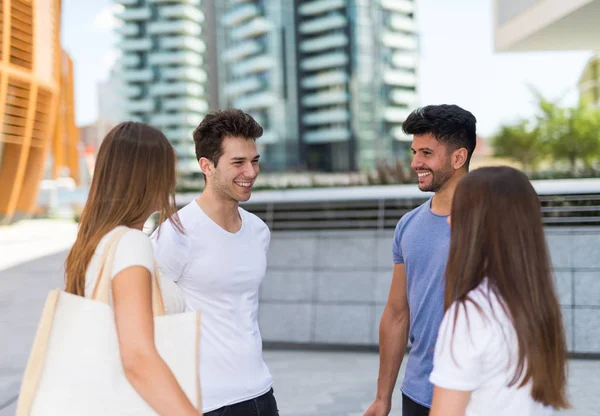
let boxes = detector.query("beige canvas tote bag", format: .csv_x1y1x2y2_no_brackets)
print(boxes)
16,227,202,415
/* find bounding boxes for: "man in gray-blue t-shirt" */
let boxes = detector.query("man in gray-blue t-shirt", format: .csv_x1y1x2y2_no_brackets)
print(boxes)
364,105,477,416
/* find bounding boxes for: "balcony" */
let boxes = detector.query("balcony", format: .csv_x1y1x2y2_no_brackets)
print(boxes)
234,92,277,110
389,14,416,32
163,97,209,113
381,32,417,50
299,13,347,35
383,69,417,87
122,85,143,98
121,53,141,67
223,3,260,27
302,90,349,107
148,51,202,66
119,38,152,52
298,0,345,16
160,67,207,83
223,40,262,62
158,5,203,21
303,108,349,126
151,112,204,128
118,7,151,21
159,37,205,53
172,143,197,159
150,82,204,97
301,52,348,71
303,127,350,143
383,107,411,123
389,89,416,106
230,18,272,40
381,0,415,14
125,99,155,114
164,128,194,141
116,22,139,36
231,55,275,76
301,71,348,89
121,69,154,82
148,21,201,36
391,53,417,69
300,33,348,53
224,77,263,97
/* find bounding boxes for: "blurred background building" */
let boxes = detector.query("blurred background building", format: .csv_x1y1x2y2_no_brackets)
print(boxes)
214,0,418,173
493,0,600,51
0,0,80,223
116,0,210,188
116,0,419,179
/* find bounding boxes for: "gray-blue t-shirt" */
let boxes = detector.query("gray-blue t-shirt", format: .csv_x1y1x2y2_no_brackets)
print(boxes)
392,198,450,407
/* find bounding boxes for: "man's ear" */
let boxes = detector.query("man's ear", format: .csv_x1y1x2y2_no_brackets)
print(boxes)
452,148,468,170
199,157,214,177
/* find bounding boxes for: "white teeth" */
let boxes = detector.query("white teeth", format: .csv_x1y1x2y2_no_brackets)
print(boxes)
235,182,251,188
417,172,431,178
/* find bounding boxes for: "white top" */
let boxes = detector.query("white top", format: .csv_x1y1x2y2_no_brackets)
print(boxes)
151,202,273,413
84,226,185,315
430,279,554,416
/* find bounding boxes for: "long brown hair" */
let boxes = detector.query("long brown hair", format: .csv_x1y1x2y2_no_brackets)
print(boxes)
65,122,182,296
444,166,569,408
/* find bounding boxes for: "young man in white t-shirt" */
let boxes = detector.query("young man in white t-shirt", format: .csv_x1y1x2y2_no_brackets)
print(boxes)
151,109,278,415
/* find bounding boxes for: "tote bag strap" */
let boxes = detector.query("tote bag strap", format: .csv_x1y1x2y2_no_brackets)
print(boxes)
91,227,165,316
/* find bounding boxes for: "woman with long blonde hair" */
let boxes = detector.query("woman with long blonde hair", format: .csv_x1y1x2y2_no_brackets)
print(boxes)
64,122,198,415
429,166,570,416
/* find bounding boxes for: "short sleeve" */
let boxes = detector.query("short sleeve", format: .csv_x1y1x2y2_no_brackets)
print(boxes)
429,301,490,391
110,229,155,279
392,217,406,264
150,220,189,283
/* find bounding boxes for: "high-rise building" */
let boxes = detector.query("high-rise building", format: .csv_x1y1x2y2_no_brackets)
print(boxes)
493,0,600,52
215,0,418,172
116,0,209,187
0,0,79,223
215,0,300,171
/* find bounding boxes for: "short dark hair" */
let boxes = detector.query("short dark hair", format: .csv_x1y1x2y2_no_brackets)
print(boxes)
193,108,263,165
402,104,477,169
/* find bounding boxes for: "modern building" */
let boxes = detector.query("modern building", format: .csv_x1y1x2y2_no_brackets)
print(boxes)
579,54,600,108
215,0,300,171
493,0,600,52
116,0,209,188
215,0,419,172
0,0,79,223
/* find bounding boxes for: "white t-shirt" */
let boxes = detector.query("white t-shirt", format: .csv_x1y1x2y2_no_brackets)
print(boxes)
151,201,273,413
84,226,185,315
430,279,554,416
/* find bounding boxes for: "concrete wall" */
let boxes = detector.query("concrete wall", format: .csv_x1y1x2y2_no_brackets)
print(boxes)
258,227,600,354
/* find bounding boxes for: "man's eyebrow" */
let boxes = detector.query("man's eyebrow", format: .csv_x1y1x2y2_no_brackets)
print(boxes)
411,147,434,152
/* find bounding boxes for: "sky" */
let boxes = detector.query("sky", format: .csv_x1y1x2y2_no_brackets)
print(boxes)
61,0,593,138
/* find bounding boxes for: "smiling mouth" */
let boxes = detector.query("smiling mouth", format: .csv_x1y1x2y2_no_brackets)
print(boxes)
234,181,252,188
417,171,432,178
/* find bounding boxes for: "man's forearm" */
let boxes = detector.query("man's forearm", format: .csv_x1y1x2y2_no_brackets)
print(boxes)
376,308,409,401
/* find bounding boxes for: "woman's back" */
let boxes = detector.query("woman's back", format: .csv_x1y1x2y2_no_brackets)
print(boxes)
431,279,555,416
84,226,185,314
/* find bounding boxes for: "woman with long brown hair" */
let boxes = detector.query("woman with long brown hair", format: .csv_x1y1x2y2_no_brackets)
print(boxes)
64,122,199,415
429,166,570,415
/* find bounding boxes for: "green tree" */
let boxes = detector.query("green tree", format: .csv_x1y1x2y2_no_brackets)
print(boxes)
533,92,600,172
491,120,544,171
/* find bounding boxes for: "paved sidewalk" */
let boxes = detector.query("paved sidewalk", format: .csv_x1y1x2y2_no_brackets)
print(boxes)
1,250,599,415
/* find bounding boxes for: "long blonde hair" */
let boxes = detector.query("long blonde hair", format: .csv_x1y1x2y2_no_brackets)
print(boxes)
65,122,182,296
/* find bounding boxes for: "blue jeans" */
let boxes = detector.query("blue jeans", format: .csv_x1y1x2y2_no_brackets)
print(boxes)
204,388,279,416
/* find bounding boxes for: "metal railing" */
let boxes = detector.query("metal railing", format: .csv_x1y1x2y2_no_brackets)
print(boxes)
176,178,600,231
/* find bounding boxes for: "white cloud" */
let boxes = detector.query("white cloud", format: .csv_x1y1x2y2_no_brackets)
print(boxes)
93,4,123,31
